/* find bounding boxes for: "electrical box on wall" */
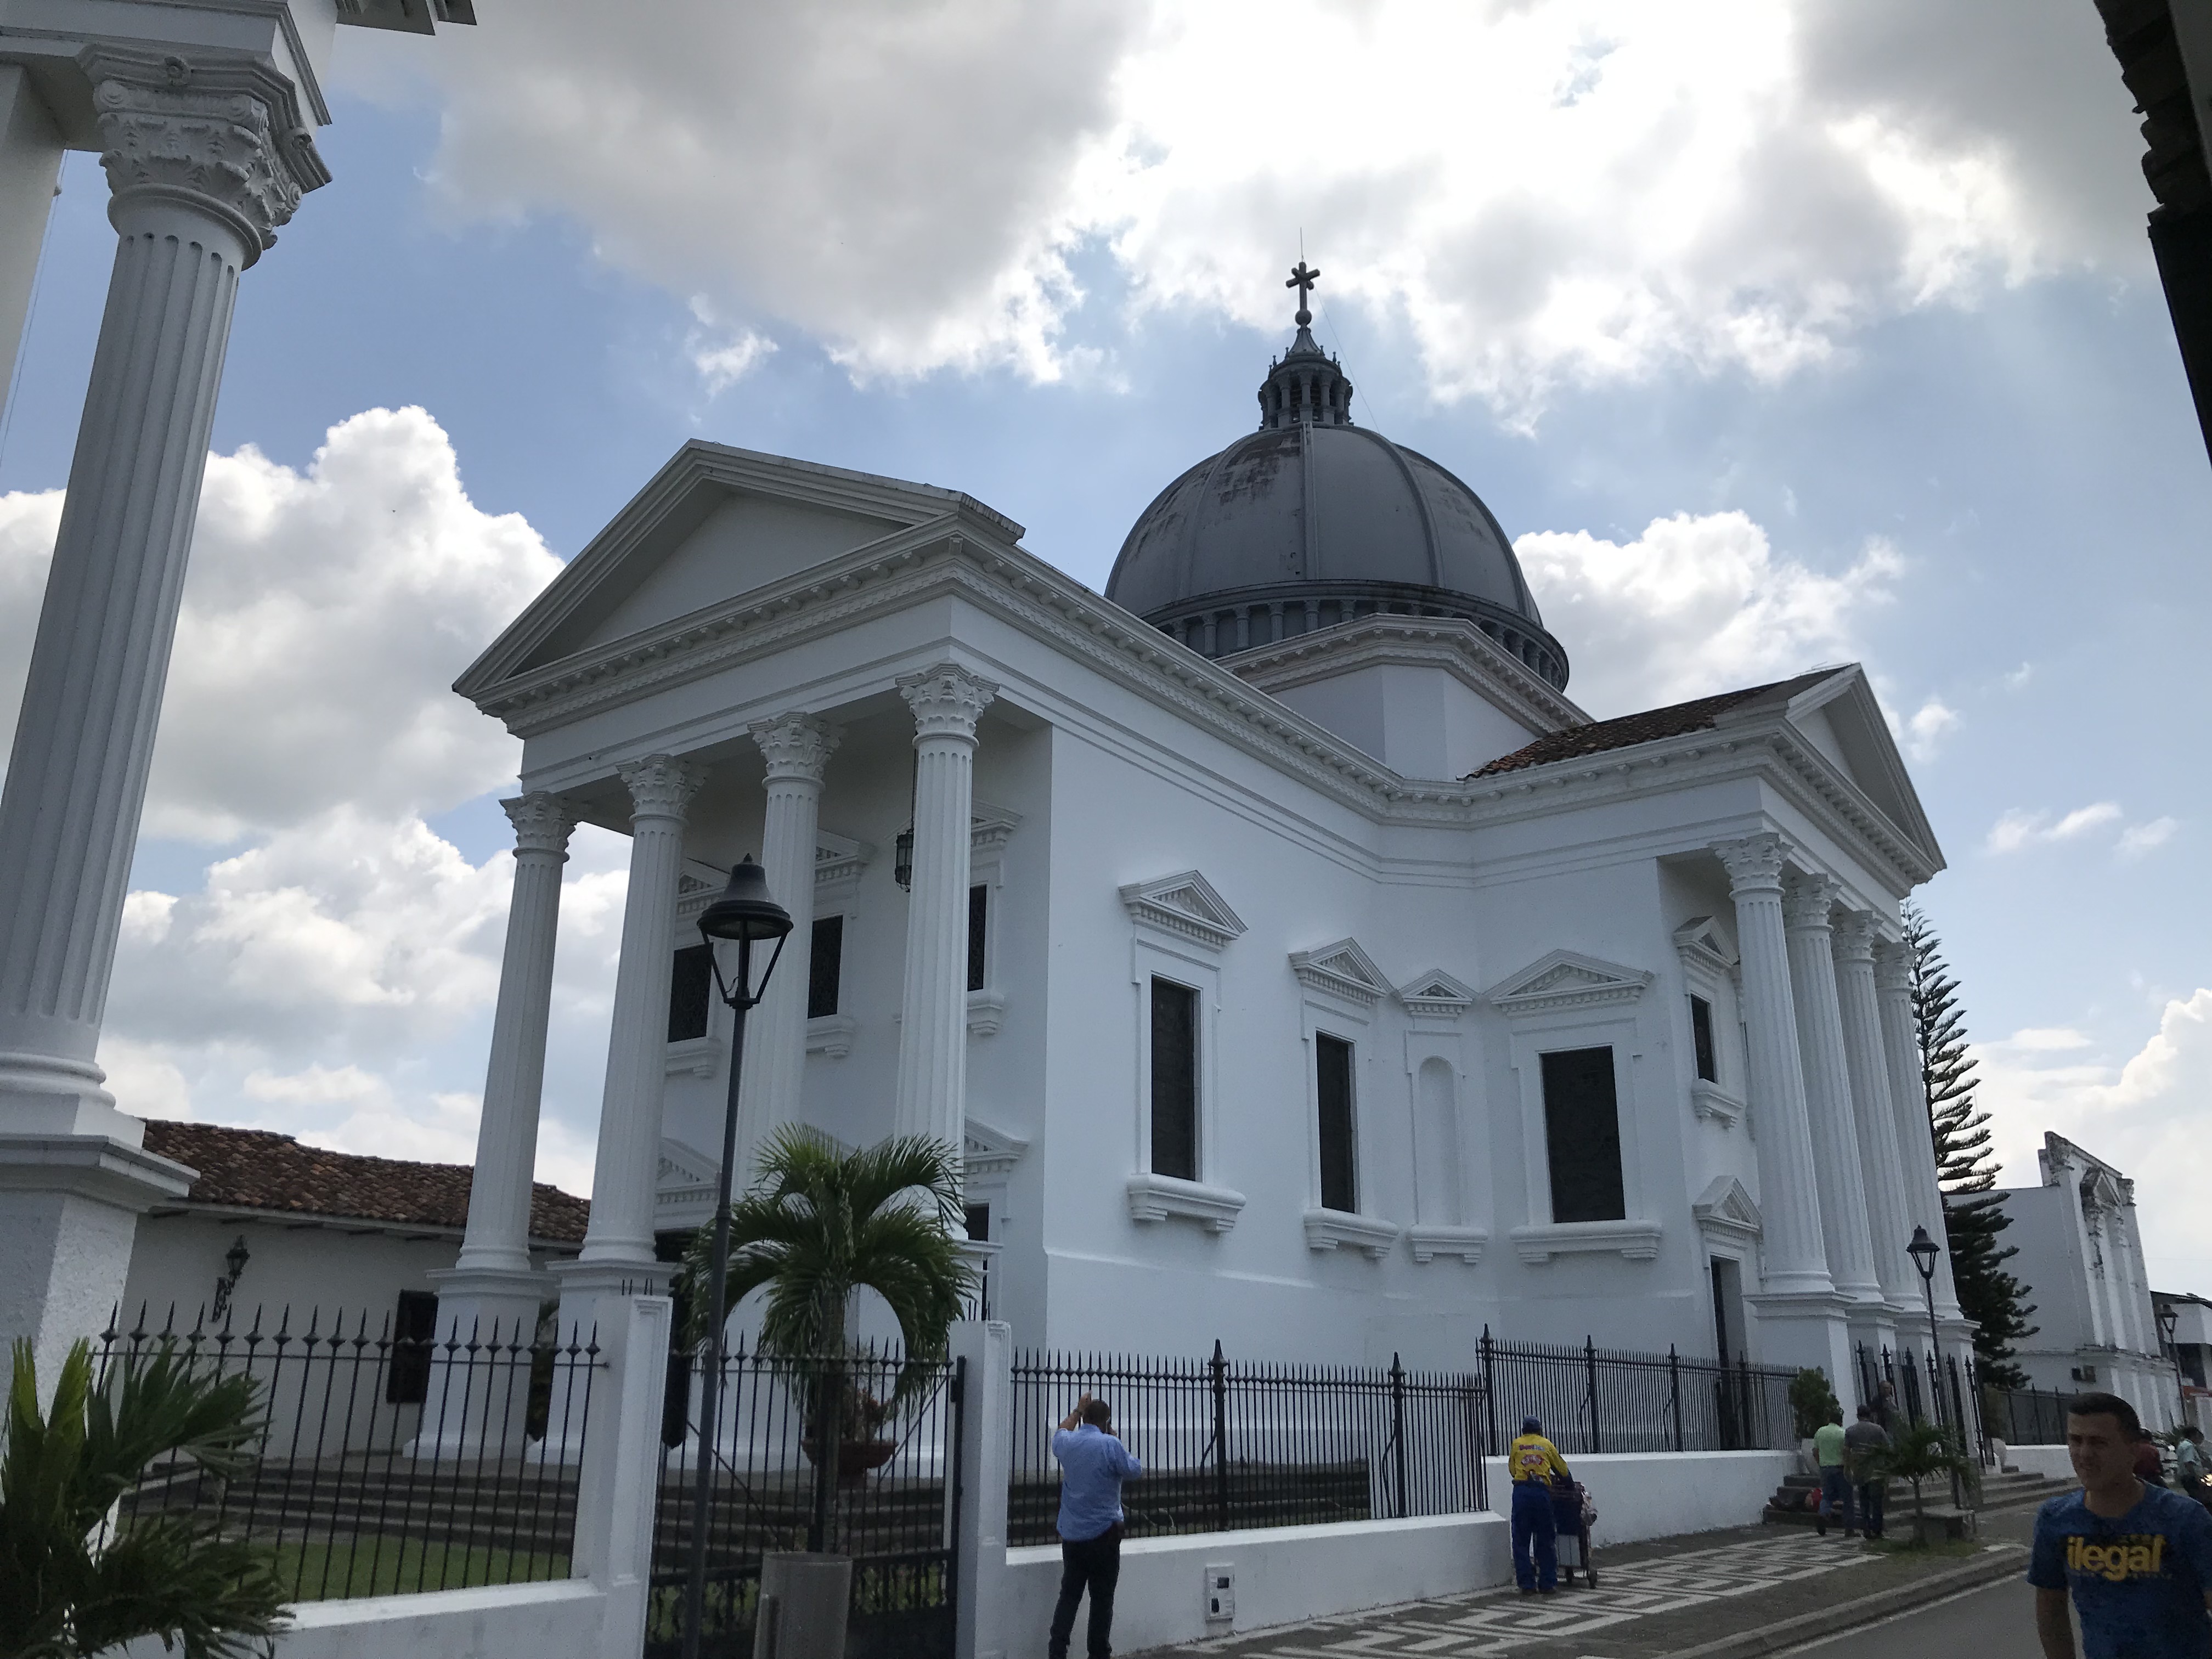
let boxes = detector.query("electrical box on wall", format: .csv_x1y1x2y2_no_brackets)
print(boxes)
1205,1562,1235,1623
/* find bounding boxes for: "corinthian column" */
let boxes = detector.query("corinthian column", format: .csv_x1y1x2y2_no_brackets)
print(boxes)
737,713,839,1176
1873,940,1964,1325
571,757,703,1280
1714,837,1832,1297
1784,874,1884,1319
0,50,326,1376
894,665,997,1191
1832,912,1915,1312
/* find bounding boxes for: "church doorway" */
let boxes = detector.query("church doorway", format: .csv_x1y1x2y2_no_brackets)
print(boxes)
1709,1256,1745,1364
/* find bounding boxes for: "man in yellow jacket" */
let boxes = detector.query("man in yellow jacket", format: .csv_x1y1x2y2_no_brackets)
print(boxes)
1509,1415,1573,1594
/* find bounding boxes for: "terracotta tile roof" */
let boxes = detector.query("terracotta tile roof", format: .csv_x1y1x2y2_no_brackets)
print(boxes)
1468,669,1839,779
140,1120,589,1245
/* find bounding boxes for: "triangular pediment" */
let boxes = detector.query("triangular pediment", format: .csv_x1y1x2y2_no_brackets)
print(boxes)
1486,950,1652,1016
963,1116,1030,1181
1672,916,1737,979
1289,938,1389,1007
657,1138,718,1193
1765,668,1944,875
1396,967,1477,1019
1692,1175,1763,1240
456,441,1024,697
1119,871,1247,951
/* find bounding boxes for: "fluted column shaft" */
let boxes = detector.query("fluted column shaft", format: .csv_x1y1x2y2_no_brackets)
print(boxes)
1874,941,1964,1324
1715,836,1833,1296
577,757,703,1268
455,795,578,1276
894,666,997,1189
1833,913,1915,1308
1784,874,1884,1311
737,714,838,1176
0,55,324,1135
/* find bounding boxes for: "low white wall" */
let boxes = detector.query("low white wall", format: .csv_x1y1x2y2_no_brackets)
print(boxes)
2007,1444,2076,1481
1485,1450,1795,1545
1003,1513,1511,1654
119,1583,607,1659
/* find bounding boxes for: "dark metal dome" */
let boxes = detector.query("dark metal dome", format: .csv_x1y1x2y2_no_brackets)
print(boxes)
1105,267,1568,691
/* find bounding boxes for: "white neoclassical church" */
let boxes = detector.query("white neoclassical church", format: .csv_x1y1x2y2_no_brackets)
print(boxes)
435,287,1970,1388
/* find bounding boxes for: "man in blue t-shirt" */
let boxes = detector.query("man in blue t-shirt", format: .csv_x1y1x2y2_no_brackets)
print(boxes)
1049,1391,1144,1659
2029,1390,2212,1658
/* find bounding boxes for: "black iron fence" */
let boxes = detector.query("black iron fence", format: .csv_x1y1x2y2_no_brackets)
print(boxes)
93,1302,600,1602
1984,1381,2071,1449
645,1339,963,1659
1009,1333,1798,1544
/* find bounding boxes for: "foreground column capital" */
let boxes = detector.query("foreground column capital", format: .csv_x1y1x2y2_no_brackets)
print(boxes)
1781,871,1843,934
617,753,704,821
1830,910,1879,966
748,711,842,785
897,663,998,742
503,791,580,859
1713,832,1790,894
84,47,331,264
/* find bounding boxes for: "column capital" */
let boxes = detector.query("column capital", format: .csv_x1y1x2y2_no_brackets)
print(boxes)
748,712,842,785
83,47,331,265
1713,832,1790,894
898,663,998,742
617,754,704,821
1782,871,1842,933
502,792,579,860
1830,910,1880,965
1872,937,1914,995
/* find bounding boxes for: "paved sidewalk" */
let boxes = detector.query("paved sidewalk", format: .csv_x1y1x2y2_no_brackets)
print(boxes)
1136,1525,2030,1659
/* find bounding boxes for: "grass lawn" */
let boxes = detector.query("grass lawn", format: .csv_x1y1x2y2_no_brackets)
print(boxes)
272,1537,572,1601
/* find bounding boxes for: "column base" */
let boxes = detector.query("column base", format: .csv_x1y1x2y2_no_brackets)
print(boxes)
537,1259,675,1465
0,1050,143,1140
1745,1290,1855,1400
0,1132,193,1396
411,1267,554,1460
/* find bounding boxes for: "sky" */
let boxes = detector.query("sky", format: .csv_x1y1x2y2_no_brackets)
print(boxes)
2,0,2209,1290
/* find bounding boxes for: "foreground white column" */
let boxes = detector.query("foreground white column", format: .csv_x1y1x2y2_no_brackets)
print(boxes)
893,665,996,1186
562,757,702,1306
0,50,325,1378
1783,874,1885,1328
1716,836,1850,1384
735,713,838,1178
1873,939,1966,1330
428,793,579,1426
1833,912,1916,1315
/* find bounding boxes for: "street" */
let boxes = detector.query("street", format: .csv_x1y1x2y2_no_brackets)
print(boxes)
1773,1576,2063,1656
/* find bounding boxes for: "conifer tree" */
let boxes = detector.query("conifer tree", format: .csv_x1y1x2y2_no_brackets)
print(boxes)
1905,905,2036,1389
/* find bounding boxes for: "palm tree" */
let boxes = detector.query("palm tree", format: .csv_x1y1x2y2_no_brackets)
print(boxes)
1861,1419,1979,1547
1,1338,289,1658
678,1127,974,1551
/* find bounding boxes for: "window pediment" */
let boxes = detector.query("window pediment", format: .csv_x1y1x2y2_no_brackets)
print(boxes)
1119,871,1247,952
1289,938,1389,1009
1692,1175,1762,1244
963,1116,1029,1181
1487,951,1652,1017
1396,968,1477,1022
1672,916,1737,983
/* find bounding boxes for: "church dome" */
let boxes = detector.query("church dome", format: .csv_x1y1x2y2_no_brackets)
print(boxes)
1105,267,1568,691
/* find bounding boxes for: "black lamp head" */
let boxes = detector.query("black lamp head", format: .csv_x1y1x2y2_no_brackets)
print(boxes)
2160,1302,2179,1342
1906,1224,1941,1280
224,1234,251,1276
697,857,793,944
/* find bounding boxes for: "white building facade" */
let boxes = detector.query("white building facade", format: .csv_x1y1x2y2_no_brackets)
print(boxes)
444,312,1967,1393
1997,1132,2174,1424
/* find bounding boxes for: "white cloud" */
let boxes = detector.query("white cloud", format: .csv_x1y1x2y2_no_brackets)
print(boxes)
1514,511,1897,716
2119,817,2180,859
346,0,2145,408
685,299,778,394
1902,697,1961,761
0,408,561,841
1979,991,2212,1286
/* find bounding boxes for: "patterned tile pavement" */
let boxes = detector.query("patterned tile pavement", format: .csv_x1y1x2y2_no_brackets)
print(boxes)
1150,1531,1892,1659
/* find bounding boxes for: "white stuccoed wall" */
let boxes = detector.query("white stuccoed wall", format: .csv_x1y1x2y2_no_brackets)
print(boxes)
1482,1449,1797,1545
2006,1444,2077,1482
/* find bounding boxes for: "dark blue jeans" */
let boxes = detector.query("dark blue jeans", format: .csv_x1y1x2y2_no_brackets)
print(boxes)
1511,1481,1558,1590
1048,1526,1122,1659
1855,1477,1884,1538
1818,1466,1855,1533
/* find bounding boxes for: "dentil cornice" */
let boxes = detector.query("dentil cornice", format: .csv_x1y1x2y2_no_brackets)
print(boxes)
503,792,579,859
748,712,840,784
897,663,998,741
1713,833,1791,893
618,754,704,820
83,47,331,263
1781,872,1843,933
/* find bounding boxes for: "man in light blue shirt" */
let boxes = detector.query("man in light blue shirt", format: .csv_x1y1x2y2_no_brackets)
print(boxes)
1049,1392,1143,1659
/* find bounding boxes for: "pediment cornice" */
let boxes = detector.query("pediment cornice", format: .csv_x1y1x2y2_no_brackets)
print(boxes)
1487,950,1652,1016
1289,938,1389,1008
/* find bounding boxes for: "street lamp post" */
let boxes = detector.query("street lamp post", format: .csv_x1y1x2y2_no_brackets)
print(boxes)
1905,1223,1963,1503
682,858,793,1659
2159,1301,2184,1432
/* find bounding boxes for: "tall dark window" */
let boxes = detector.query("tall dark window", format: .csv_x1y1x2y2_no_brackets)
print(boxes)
1149,977,1198,1181
808,915,844,1019
1315,1033,1358,1214
1689,995,1719,1084
668,944,713,1042
967,884,989,992
386,1289,439,1405
1541,1046,1626,1223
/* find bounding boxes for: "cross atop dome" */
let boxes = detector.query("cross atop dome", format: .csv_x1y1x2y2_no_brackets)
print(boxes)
1286,259,1321,327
